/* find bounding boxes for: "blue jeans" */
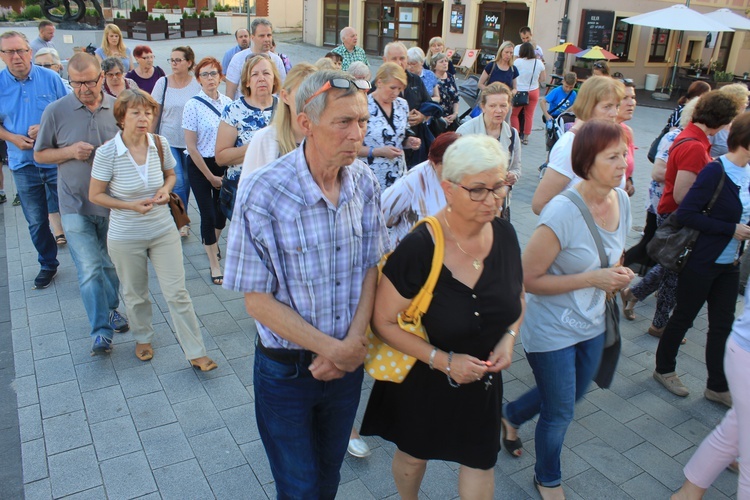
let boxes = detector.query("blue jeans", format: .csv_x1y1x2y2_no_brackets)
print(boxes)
61,214,120,340
505,333,605,487
170,147,190,213
254,349,363,499
12,164,59,270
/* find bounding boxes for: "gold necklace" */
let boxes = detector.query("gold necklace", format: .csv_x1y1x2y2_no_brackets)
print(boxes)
443,213,483,271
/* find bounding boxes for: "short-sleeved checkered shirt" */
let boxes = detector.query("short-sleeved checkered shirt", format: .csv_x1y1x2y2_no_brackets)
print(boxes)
223,143,390,349
331,44,370,71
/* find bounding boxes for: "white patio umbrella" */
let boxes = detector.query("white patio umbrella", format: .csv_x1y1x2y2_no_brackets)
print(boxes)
704,8,750,31
623,4,734,99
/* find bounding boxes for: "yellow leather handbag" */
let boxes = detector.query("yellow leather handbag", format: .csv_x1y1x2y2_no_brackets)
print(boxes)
364,216,444,383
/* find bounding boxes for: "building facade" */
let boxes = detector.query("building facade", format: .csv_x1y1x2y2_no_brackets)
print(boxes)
303,0,750,89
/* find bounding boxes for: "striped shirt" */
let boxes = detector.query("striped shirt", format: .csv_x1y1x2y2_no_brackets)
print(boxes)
91,132,177,241
223,143,390,349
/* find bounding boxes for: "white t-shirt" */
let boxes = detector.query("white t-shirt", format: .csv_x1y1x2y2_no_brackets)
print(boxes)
225,49,287,99
181,90,233,157
523,188,631,353
514,58,544,92
548,131,626,190
151,76,201,149
240,125,281,183
514,43,544,61
91,133,177,241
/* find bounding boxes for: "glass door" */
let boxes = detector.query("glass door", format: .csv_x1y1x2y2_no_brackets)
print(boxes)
323,0,350,46
364,1,396,55
395,2,420,49
476,6,503,68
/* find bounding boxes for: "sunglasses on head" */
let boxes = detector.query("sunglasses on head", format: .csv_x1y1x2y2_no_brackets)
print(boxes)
303,78,371,107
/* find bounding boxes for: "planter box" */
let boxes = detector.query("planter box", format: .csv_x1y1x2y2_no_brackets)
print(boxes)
130,10,148,21
180,17,200,36
213,11,232,16
151,8,169,14
172,9,182,14
113,17,130,30
572,65,592,80
200,16,217,35
183,7,195,15
131,19,170,41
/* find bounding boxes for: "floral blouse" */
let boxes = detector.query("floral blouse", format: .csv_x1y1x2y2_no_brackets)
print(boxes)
220,97,276,148
363,94,409,191
437,73,459,116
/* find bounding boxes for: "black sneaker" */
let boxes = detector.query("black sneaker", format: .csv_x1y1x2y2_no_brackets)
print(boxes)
12,193,20,206
33,269,57,289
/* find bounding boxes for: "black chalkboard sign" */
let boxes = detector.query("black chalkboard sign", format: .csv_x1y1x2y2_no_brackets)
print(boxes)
578,10,615,50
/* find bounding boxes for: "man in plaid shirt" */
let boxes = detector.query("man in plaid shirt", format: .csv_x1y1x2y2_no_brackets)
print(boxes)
332,27,370,71
223,70,388,499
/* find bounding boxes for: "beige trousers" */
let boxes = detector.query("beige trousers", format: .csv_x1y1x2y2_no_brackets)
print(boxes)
108,228,207,360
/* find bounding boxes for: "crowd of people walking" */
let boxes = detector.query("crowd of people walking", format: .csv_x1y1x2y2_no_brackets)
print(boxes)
1,17,749,500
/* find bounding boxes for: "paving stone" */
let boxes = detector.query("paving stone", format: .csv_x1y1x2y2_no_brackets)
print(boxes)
419,460,458,500
228,355,254,387
223,297,250,321
58,298,88,320
345,447,399,499
47,445,102,498
22,438,48,483
622,441,685,491
75,357,120,393
127,391,177,431
152,458,214,500
115,364,163,399
30,331,69,360
172,394,225,438
620,472,674,500
565,468,633,499
100,451,157,499
584,388,644,424
202,374,252,411
139,422,195,469
83,386,129,424
336,478,377,500
25,294,61,315
61,485,108,499
18,404,43,442
13,375,39,408
13,348,34,377
572,437,642,485
12,327,31,353
23,479,52,500
562,420,595,449
578,410,644,453
90,415,143,462
221,404,259,445
206,464,268,499
149,344,192,376
625,414,693,457
34,353,76,387
159,367,206,404
38,380,83,418
239,440,274,485
28,310,65,336
63,316,94,341
68,338,100,366
191,294,226,316
199,311,242,337
628,390,690,428
213,331,253,359
672,418,714,447
43,410,92,455
188,427,246,476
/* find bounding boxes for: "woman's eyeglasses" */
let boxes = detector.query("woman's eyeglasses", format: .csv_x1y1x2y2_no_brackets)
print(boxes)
199,71,220,78
36,62,56,68
167,58,186,64
452,182,509,202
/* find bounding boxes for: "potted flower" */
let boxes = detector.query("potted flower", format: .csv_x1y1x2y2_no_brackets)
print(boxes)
212,3,232,16
172,3,182,14
151,1,169,14
713,71,735,88
184,0,195,15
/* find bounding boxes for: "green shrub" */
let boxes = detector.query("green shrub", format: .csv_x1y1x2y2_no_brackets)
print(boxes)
159,13,165,19
85,8,98,16
17,4,42,19
154,1,163,8
148,13,154,20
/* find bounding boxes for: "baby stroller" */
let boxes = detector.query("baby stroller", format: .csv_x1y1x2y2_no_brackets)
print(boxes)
539,111,576,179
457,74,480,122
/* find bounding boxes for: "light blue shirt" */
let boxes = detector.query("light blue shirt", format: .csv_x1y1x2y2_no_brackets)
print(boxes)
731,293,750,352
0,65,68,170
221,45,243,74
522,188,631,353
716,156,750,264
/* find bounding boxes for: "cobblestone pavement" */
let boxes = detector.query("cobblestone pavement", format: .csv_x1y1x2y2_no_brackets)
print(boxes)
0,28,740,499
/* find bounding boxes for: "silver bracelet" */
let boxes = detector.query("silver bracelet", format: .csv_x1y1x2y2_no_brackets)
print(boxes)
428,348,438,370
507,329,517,338
446,351,460,388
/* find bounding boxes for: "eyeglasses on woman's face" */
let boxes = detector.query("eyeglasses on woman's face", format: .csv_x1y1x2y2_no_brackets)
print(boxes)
168,58,186,64
452,181,509,202
199,71,219,79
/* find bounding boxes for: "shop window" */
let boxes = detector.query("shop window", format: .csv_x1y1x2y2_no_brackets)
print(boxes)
323,0,350,46
210,0,256,14
649,27,671,63
610,17,633,62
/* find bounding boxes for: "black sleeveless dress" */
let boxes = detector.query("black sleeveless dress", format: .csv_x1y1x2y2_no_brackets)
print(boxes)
360,217,523,469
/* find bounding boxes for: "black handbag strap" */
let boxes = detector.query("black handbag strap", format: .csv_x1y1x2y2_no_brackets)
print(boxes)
526,59,537,88
703,168,726,215
549,89,574,116
562,190,610,268
192,96,222,117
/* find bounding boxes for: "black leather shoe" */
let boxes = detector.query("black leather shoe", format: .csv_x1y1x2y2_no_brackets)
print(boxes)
33,269,57,289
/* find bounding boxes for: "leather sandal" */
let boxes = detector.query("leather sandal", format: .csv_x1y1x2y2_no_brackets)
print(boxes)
135,343,153,361
190,357,218,372
501,417,523,458
620,288,638,321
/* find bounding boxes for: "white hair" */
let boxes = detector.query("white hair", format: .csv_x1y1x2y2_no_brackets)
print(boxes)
34,47,61,64
383,41,407,59
442,134,508,182
347,61,371,81
407,46,425,64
